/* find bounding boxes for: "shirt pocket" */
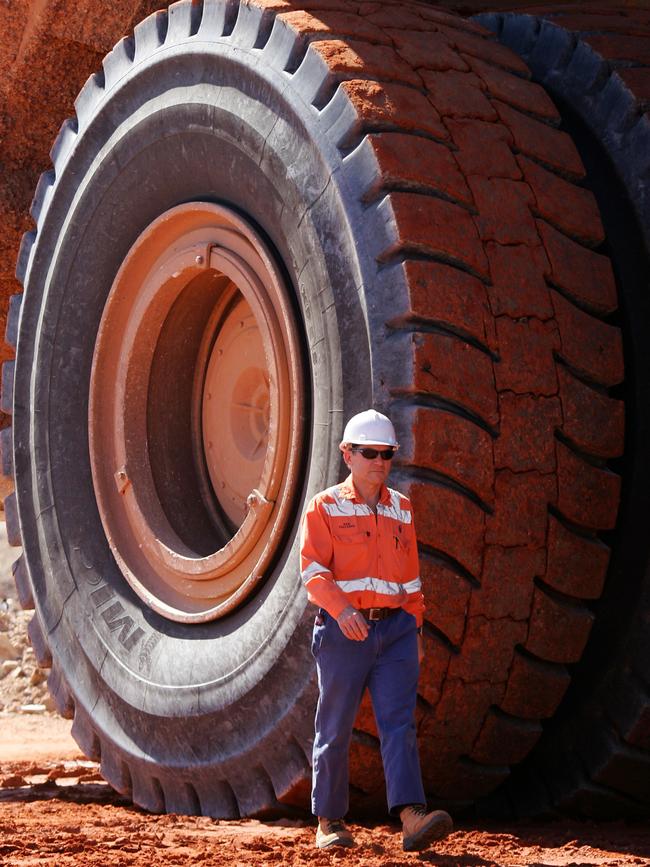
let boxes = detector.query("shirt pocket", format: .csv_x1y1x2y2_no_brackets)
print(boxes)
390,525,411,574
332,531,370,575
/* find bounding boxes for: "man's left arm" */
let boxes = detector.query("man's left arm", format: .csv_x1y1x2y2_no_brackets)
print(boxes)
401,502,425,661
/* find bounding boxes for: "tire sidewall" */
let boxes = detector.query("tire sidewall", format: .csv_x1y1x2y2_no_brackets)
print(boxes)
14,38,373,760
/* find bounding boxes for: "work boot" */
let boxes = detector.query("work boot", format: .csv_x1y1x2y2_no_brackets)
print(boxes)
400,804,453,851
315,818,355,848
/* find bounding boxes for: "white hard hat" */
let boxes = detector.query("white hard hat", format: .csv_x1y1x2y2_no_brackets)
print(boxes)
339,409,399,450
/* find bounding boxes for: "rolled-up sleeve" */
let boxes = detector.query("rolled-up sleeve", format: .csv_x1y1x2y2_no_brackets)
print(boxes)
300,496,350,619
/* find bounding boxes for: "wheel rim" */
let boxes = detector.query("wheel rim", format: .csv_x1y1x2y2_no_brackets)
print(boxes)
89,202,304,622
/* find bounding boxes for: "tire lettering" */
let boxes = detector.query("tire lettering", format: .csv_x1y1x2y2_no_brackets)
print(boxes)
101,602,145,651
138,633,161,674
90,584,145,652
90,584,114,606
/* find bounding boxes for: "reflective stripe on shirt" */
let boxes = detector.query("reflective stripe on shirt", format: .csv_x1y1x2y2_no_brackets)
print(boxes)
376,489,412,524
322,499,373,519
301,560,332,583
334,576,422,595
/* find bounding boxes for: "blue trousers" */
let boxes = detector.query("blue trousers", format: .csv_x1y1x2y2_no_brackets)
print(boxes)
311,607,426,818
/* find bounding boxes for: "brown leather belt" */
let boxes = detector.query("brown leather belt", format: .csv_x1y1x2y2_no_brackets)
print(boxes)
359,607,399,621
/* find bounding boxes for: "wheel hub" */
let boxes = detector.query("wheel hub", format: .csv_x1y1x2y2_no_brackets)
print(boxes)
89,203,304,622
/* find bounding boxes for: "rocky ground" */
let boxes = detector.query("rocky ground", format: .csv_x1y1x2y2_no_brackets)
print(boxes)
1,768,649,867
0,526,55,716
0,522,54,720
0,604,55,715
1,525,649,866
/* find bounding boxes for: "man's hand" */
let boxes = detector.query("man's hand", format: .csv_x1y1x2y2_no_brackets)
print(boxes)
417,633,424,664
337,605,369,641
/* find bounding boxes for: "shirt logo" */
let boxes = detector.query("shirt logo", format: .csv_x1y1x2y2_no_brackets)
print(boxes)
338,521,356,529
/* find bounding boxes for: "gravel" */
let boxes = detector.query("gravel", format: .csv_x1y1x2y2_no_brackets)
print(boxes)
0,522,54,716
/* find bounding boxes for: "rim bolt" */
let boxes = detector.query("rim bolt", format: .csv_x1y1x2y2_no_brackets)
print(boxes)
114,467,130,495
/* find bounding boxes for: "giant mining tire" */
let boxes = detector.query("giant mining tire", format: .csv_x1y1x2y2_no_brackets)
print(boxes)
5,0,626,816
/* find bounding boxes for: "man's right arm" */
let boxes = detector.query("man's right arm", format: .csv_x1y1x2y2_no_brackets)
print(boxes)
300,495,352,620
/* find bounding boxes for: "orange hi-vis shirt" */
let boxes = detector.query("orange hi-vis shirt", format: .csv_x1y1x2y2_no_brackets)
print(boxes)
300,474,425,627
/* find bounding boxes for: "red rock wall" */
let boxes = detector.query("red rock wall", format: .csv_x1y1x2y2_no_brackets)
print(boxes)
0,0,167,413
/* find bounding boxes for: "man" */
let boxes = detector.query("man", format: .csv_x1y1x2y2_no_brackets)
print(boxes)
300,409,453,851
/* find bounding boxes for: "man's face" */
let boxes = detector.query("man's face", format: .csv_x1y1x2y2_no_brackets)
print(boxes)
343,443,394,488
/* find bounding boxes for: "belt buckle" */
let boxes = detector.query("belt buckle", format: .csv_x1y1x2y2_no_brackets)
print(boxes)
368,607,382,621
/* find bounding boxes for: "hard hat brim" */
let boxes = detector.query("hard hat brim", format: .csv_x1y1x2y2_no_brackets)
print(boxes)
339,440,400,451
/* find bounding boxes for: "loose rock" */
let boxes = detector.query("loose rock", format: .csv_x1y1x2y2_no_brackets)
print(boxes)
0,633,17,661
30,668,46,686
1,773,27,788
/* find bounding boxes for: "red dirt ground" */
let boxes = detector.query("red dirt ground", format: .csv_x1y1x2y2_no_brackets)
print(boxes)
0,715,649,867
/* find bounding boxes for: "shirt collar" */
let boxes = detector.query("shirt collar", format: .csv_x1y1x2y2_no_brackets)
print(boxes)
339,473,391,505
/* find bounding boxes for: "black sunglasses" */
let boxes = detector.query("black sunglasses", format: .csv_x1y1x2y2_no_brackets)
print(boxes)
349,447,396,461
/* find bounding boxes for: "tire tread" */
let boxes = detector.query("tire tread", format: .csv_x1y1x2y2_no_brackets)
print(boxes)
476,6,649,817
12,557,34,611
